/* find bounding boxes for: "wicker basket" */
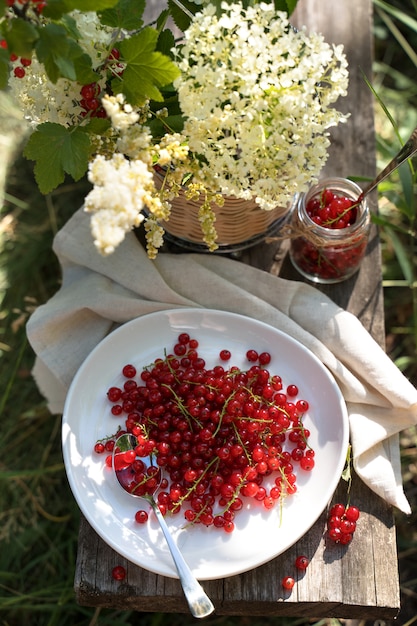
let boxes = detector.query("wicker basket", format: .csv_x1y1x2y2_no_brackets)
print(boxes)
154,174,290,251
162,194,288,246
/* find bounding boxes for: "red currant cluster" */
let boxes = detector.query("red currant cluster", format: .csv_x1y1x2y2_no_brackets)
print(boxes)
0,39,32,78
327,502,360,545
6,0,46,10
281,554,309,591
95,333,315,533
306,188,358,229
78,49,122,118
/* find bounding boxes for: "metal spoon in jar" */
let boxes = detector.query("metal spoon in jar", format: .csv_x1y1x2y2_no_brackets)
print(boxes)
357,126,417,204
112,433,215,619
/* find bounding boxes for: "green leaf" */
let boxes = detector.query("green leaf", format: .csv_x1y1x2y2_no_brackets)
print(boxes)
35,23,96,83
99,0,146,30
398,162,416,221
23,123,91,194
276,0,298,15
384,224,415,285
82,117,112,135
157,28,176,58
115,28,180,104
0,48,9,90
1,18,39,58
167,0,199,32
63,0,120,9
43,0,119,19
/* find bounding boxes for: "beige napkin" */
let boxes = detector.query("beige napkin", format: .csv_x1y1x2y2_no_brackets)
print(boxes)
27,208,417,514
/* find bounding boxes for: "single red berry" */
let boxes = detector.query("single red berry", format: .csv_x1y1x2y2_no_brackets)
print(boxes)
258,351,271,365
300,456,315,471
20,57,32,67
219,349,231,361
112,565,126,581
122,364,136,378
13,66,25,78
109,47,120,61
295,555,309,570
94,442,105,454
282,576,295,590
178,332,190,344
135,510,149,524
246,349,258,362
345,505,360,522
329,503,345,518
287,384,299,397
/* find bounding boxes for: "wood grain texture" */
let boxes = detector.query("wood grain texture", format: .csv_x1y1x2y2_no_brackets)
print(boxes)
74,0,401,618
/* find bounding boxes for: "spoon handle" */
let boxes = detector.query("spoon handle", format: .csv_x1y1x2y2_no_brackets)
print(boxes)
362,127,417,197
150,500,215,618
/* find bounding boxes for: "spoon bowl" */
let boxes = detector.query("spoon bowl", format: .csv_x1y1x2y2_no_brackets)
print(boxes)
113,433,215,619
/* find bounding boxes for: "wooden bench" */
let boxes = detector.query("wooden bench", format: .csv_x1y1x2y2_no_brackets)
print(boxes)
74,0,401,618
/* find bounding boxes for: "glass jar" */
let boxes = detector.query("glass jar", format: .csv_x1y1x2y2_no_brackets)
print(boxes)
289,177,370,284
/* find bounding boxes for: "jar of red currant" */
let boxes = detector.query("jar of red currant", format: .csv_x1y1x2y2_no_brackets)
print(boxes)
289,178,370,284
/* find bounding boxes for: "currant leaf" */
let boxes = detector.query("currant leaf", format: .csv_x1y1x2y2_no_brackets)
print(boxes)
167,0,199,32
43,0,119,18
23,123,91,194
1,18,39,58
83,117,112,136
157,28,176,58
0,48,9,90
113,28,181,104
274,0,298,15
35,23,97,84
99,0,146,30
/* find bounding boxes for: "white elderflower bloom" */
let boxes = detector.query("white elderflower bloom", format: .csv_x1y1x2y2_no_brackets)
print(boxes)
102,94,140,131
8,57,87,127
84,154,155,255
175,1,349,208
71,11,115,69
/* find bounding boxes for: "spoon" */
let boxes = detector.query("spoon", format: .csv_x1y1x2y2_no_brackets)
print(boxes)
357,126,417,204
112,433,215,619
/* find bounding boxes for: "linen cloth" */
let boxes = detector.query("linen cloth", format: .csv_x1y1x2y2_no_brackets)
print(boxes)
27,208,417,514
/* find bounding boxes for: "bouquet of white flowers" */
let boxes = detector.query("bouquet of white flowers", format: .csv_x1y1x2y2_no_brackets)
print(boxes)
1,0,349,256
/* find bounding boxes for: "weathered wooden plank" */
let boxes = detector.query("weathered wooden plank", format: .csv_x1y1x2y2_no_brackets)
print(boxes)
73,0,401,618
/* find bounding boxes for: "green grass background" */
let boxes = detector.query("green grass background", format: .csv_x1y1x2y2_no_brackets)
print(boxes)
1,0,417,624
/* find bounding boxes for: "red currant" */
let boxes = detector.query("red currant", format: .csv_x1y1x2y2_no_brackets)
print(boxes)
345,505,360,522
13,66,25,78
112,565,126,581
282,576,295,590
122,364,136,378
246,349,258,362
295,555,309,570
219,349,231,361
135,510,149,524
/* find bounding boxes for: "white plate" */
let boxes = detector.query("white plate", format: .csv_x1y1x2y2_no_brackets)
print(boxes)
62,308,348,580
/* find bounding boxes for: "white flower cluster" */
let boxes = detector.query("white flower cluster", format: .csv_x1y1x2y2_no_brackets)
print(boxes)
85,153,152,256
175,2,349,209
7,11,113,128
85,95,189,256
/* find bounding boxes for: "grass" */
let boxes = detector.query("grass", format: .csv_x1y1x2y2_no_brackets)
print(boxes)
1,1,417,624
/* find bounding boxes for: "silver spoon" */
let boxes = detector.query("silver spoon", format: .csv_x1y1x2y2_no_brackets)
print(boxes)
112,433,215,619
357,126,417,204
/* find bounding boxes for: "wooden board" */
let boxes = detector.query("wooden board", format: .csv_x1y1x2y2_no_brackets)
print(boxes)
73,0,401,618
